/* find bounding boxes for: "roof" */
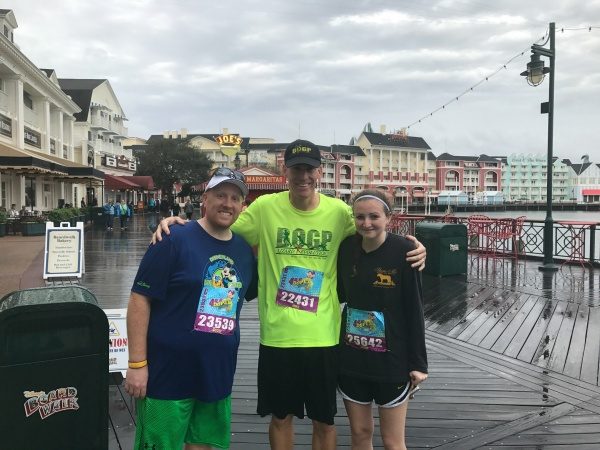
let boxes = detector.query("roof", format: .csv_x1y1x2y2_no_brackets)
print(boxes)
328,144,365,157
436,153,501,164
104,174,140,190
570,162,592,175
0,9,17,28
58,79,106,122
362,132,431,150
125,176,155,190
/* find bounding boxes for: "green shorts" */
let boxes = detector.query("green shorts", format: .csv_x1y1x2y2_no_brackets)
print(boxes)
134,395,231,450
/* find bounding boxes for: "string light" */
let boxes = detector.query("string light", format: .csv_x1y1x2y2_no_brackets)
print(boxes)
405,25,599,131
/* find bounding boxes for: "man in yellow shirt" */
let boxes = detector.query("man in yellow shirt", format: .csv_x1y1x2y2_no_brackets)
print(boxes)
154,139,426,450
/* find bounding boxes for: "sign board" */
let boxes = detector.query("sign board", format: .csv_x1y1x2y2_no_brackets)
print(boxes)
43,222,84,279
216,133,242,157
105,308,129,375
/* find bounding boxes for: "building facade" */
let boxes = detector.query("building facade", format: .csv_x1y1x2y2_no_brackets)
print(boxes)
58,78,131,204
501,153,570,203
566,160,600,203
354,127,432,206
0,9,103,211
435,153,502,203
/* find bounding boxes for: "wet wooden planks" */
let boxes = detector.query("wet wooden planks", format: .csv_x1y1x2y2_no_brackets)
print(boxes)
79,214,600,448
422,271,600,386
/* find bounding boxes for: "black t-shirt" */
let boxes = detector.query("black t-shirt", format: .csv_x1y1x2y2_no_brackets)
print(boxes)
337,233,428,382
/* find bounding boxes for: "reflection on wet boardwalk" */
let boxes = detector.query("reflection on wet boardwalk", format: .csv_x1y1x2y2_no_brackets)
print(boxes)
80,214,600,449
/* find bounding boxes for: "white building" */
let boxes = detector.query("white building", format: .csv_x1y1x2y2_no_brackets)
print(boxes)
565,159,600,203
354,125,433,206
0,9,103,211
500,153,570,203
58,78,131,204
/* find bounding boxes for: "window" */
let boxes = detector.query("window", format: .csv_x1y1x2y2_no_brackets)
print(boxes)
3,25,8,38
1,181,6,208
0,78,4,92
23,91,33,110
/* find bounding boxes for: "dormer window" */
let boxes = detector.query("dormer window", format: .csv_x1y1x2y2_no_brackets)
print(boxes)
23,91,33,110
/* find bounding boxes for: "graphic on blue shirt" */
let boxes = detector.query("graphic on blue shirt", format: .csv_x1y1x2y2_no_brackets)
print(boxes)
195,255,242,335
345,307,387,352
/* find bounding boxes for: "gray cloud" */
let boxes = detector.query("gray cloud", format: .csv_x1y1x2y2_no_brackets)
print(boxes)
5,0,600,159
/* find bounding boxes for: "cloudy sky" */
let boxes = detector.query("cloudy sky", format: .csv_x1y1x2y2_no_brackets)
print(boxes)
5,0,599,160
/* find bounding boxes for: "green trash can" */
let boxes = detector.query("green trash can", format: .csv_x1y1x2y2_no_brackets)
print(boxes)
0,286,108,450
416,222,467,276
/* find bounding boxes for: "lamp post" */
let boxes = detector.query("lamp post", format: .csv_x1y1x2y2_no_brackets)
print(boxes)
521,22,559,272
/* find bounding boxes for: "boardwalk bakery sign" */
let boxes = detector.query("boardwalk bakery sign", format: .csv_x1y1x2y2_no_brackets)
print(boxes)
23,387,79,420
216,133,242,157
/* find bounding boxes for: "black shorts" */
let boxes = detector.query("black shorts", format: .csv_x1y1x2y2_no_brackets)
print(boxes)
257,345,338,425
338,374,411,408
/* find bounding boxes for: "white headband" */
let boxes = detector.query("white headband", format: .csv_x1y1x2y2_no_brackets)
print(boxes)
354,195,390,212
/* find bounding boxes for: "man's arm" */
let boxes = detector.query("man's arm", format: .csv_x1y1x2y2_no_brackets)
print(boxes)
124,292,151,398
151,216,186,243
405,235,426,271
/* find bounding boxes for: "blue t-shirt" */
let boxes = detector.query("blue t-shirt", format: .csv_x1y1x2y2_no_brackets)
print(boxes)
131,220,257,402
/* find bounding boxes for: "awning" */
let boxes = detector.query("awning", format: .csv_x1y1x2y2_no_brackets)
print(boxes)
105,174,141,190
0,142,105,180
582,189,600,196
337,189,352,195
125,176,155,190
0,142,69,176
412,191,425,197
40,152,105,181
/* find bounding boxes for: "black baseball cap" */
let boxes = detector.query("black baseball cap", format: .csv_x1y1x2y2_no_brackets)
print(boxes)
284,139,322,168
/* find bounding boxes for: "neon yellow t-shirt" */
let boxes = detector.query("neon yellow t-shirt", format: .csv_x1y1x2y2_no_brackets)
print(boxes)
232,192,355,347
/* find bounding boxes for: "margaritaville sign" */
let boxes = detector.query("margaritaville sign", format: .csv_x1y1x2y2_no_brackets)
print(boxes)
0,113,12,137
245,175,286,184
215,133,242,157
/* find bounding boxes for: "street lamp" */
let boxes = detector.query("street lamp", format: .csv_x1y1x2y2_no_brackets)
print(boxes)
521,22,559,272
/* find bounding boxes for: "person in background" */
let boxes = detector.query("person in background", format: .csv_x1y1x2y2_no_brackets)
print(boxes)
173,200,181,218
153,140,427,450
81,197,86,208
103,199,115,231
125,170,257,450
119,199,129,230
337,189,427,450
159,196,171,218
184,199,194,220
148,197,156,213
9,203,19,217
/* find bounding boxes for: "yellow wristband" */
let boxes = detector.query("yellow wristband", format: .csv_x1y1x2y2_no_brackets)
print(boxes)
128,360,148,369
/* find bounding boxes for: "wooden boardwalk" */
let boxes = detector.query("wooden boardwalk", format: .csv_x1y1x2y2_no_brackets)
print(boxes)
76,214,600,449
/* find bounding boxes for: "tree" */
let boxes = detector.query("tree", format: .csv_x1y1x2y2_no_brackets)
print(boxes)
134,139,212,198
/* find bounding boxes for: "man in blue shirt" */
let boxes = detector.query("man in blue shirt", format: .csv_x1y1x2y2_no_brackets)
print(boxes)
125,169,257,450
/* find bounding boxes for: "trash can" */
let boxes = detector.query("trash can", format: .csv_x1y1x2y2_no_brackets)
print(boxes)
91,206,105,228
416,222,468,276
0,286,109,450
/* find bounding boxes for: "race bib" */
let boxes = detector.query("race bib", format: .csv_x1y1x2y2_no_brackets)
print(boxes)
345,307,387,352
276,266,323,313
195,286,239,335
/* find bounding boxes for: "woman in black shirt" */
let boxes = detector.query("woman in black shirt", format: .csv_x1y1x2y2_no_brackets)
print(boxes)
337,189,428,450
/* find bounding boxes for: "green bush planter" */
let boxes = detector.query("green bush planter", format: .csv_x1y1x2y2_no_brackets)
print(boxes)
21,222,46,236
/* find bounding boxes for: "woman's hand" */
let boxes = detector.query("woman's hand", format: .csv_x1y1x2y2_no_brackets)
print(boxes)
151,216,187,244
405,235,426,271
409,370,428,386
